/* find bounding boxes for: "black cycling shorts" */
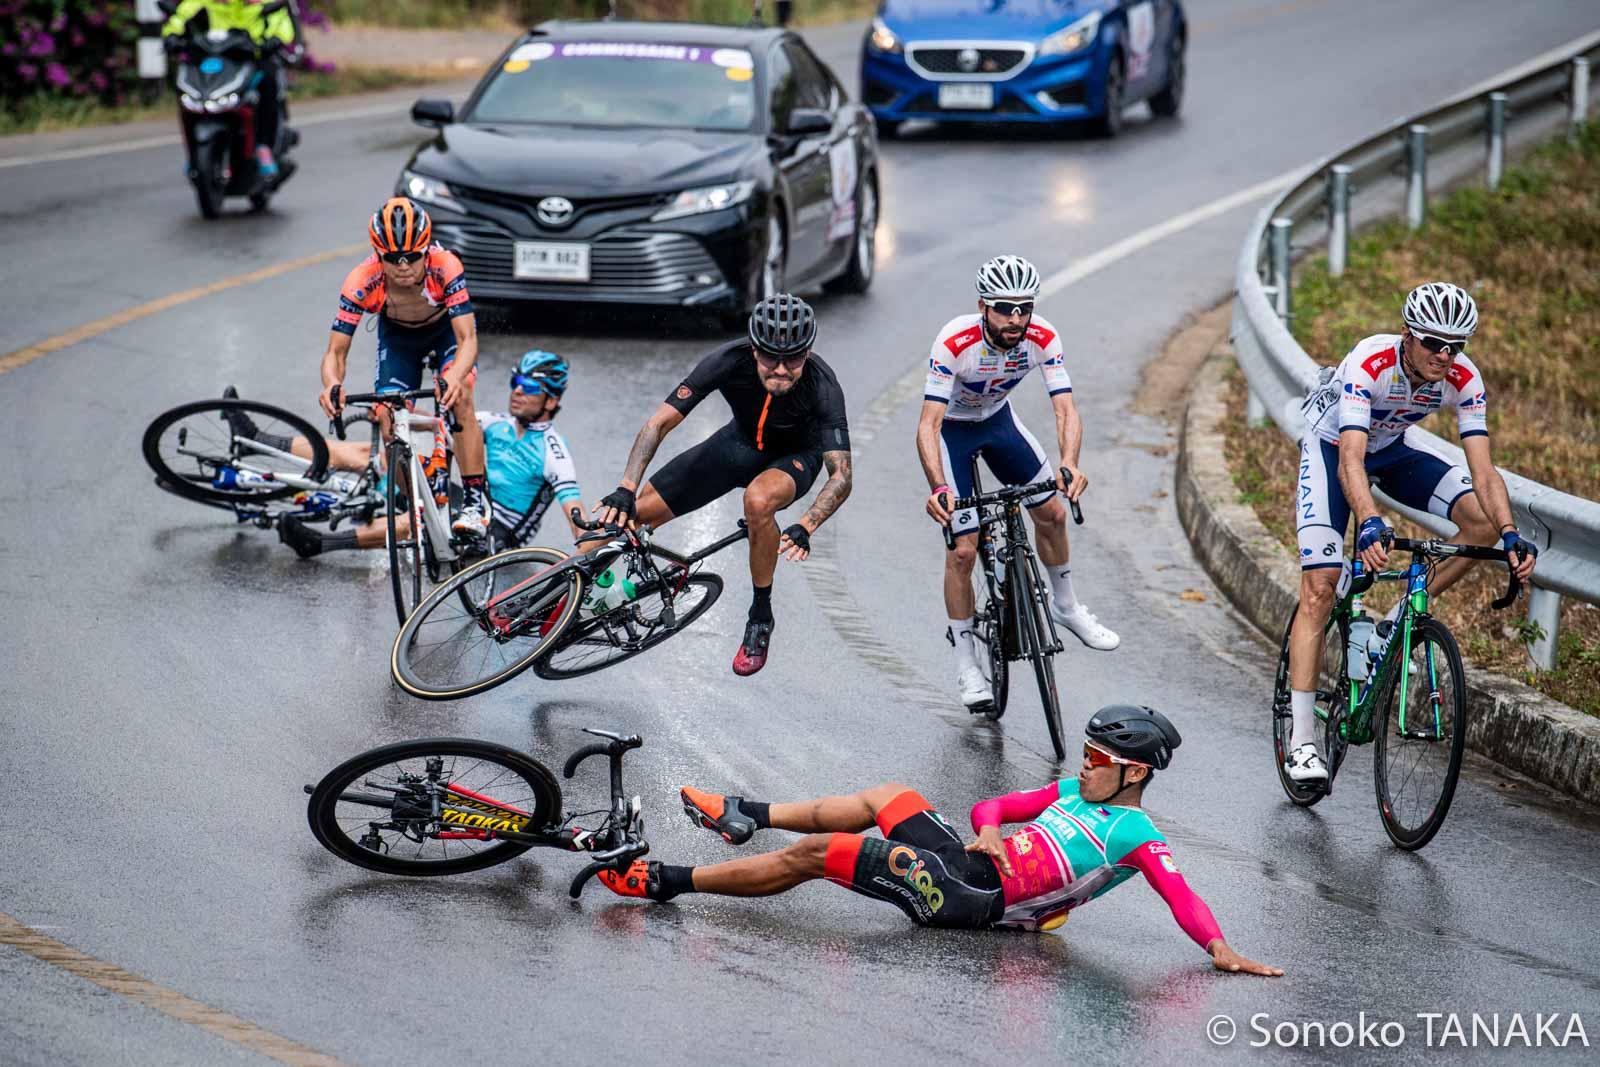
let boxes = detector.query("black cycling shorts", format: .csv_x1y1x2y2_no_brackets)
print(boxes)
648,420,822,519
823,791,1003,929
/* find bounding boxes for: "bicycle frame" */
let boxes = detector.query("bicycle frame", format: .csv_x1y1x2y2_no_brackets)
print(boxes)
175,425,380,526
391,403,461,571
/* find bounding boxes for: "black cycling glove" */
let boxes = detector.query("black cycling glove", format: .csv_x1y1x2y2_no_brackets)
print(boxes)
781,524,811,553
599,486,637,523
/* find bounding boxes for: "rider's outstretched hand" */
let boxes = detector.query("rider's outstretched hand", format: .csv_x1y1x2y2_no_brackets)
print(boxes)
926,486,954,525
1057,464,1088,502
964,826,1013,877
1209,940,1284,977
597,486,638,530
1501,529,1538,581
779,523,811,562
437,369,467,412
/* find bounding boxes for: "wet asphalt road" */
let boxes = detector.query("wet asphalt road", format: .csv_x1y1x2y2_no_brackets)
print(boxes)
4,2,1600,1064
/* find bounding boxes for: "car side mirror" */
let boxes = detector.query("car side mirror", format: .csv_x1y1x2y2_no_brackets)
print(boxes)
786,108,833,136
412,99,455,129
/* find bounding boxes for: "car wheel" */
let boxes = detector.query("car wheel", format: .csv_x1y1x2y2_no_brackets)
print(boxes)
1090,55,1125,138
824,173,876,295
761,211,786,301
1150,34,1185,117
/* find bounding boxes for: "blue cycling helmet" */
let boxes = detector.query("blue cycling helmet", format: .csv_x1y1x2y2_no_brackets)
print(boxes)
513,350,569,394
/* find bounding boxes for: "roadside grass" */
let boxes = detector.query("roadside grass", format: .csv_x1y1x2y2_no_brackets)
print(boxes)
1220,124,1600,715
321,0,877,29
0,66,439,136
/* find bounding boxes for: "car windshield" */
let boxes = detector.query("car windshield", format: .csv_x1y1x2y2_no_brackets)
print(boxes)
470,41,758,132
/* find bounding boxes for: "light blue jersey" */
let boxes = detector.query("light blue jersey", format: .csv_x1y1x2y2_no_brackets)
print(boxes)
479,412,582,543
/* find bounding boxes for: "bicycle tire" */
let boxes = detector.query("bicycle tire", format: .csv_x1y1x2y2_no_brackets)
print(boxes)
386,439,423,627
976,607,1009,720
1373,617,1466,850
143,398,329,505
1271,602,1327,807
535,568,724,680
306,737,561,876
1014,553,1066,761
392,547,580,700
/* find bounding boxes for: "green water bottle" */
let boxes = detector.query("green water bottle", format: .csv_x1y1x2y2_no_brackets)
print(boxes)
583,566,638,614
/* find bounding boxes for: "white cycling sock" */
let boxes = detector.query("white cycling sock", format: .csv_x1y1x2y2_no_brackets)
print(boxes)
951,617,978,674
1049,566,1079,612
1290,690,1318,751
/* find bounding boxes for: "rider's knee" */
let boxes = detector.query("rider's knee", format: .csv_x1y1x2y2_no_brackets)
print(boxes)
1299,571,1339,617
742,485,782,521
790,834,834,873
947,538,977,572
1451,497,1496,542
1029,499,1066,527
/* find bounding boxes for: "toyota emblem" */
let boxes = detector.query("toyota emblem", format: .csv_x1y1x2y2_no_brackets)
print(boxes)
957,48,981,73
536,196,575,227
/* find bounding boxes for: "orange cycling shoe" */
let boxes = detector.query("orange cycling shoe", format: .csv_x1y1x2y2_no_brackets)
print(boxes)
681,786,756,845
598,859,661,900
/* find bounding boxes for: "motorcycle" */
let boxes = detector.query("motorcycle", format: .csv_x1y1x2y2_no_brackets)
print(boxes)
159,0,300,218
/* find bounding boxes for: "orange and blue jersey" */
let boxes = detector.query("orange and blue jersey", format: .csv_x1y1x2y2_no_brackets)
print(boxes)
331,245,473,335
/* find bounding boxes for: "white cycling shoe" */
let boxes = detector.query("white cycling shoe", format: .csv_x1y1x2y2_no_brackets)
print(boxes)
957,666,995,712
1283,741,1329,783
1050,601,1121,651
453,502,490,536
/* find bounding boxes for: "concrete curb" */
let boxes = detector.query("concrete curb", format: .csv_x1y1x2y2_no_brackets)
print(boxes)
1177,342,1600,806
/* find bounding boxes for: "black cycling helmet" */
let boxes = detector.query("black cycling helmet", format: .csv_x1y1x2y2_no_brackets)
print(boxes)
1085,705,1182,770
748,293,817,357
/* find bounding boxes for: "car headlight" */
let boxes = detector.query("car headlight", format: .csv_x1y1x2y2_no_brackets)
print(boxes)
868,17,902,55
402,170,462,213
1039,11,1101,57
651,180,756,222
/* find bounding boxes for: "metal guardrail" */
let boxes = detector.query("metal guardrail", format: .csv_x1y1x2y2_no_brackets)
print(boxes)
1232,31,1600,670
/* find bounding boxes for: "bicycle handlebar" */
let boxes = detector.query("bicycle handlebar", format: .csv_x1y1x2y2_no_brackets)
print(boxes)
1361,533,1526,611
328,380,463,440
939,477,1084,550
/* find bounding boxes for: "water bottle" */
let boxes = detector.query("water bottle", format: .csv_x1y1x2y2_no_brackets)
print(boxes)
293,490,339,513
423,449,450,507
1347,613,1375,681
582,567,638,614
213,467,273,490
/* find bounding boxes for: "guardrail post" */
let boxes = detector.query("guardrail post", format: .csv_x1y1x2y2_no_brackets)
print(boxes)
1525,585,1561,671
1405,124,1428,230
1269,218,1292,323
1571,57,1591,144
1326,165,1351,277
1485,92,1507,191
1246,388,1266,426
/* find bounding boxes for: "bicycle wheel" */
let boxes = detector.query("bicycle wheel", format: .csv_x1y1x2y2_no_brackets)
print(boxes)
306,737,561,876
1014,557,1066,761
392,547,580,700
385,440,423,627
143,398,328,505
975,605,1009,720
535,567,723,680
1373,617,1466,850
1272,602,1327,807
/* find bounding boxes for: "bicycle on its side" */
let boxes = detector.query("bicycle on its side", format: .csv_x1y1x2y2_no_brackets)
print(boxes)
390,517,750,700
1270,533,1526,849
304,727,648,895
942,462,1085,762
330,384,483,626
143,392,383,533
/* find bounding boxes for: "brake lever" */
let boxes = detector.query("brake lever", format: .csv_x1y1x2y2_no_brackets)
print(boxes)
434,377,462,434
1069,498,1084,525
939,492,955,550
1491,546,1527,611
329,384,345,440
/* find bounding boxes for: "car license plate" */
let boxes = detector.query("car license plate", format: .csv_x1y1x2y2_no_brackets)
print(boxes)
514,241,590,282
938,83,994,110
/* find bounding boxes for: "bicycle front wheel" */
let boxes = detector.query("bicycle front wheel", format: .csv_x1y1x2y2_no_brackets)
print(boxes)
385,441,423,626
143,398,328,505
392,547,579,700
306,737,561,876
535,567,723,680
1373,617,1467,850
1014,560,1065,761
1272,602,1326,807
976,606,1009,720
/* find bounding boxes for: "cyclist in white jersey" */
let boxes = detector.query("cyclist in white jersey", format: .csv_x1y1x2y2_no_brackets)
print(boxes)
1283,282,1537,783
917,255,1119,714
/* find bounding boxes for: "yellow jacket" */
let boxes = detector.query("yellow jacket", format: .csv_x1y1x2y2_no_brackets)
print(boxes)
162,0,296,45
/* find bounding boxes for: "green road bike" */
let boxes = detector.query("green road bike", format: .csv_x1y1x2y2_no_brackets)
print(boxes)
1271,535,1525,849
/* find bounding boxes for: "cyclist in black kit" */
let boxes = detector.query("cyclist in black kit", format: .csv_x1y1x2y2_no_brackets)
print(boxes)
595,294,852,676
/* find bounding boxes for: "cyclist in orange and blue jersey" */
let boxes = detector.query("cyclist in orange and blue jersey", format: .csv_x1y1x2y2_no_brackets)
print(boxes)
317,197,491,537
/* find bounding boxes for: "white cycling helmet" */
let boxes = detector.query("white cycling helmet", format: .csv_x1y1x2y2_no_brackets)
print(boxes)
976,255,1042,300
1402,281,1478,339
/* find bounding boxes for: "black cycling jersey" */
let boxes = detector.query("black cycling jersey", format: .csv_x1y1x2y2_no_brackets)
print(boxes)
664,341,850,456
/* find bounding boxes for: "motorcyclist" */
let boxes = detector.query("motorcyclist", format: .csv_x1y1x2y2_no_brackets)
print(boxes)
161,0,297,178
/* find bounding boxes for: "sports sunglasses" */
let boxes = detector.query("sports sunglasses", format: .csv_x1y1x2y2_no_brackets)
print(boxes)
510,373,561,395
380,250,426,266
1083,740,1149,769
983,299,1035,318
1414,332,1467,356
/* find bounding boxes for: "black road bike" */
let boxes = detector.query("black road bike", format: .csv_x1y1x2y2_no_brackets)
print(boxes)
942,465,1084,761
305,727,647,894
390,518,749,700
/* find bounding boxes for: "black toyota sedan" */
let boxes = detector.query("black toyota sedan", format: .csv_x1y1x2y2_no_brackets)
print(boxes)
398,21,881,318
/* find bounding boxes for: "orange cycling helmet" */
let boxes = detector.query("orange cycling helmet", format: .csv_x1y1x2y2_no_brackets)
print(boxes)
369,196,432,255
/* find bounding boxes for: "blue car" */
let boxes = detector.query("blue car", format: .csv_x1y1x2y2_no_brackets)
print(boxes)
860,0,1186,136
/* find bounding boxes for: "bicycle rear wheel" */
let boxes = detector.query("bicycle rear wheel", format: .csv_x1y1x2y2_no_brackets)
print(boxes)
143,398,328,505
391,547,579,700
386,440,423,626
1373,617,1466,850
306,737,561,876
535,565,723,680
1014,557,1066,761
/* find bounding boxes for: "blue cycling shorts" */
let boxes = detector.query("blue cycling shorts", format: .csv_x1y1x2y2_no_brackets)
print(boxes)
939,403,1054,539
374,315,473,394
